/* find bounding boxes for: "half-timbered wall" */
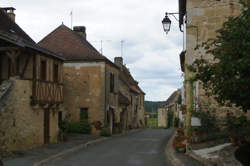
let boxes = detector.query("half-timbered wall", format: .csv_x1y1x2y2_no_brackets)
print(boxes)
32,54,63,105
0,49,64,105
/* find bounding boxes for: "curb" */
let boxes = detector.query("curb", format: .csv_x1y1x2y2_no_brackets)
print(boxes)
33,137,108,166
165,131,185,166
186,151,214,166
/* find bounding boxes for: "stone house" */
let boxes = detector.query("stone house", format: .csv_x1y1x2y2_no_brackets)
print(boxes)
114,57,145,129
178,0,249,129
0,7,64,156
38,25,120,134
161,89,182,127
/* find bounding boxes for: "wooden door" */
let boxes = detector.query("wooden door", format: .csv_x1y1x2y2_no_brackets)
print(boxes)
44,109,50,144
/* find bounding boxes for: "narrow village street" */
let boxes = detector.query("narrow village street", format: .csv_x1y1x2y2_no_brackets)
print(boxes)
35,129,173,166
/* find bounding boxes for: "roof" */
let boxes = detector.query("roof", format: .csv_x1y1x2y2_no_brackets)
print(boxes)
0,8,35,44
119,65,145,95
0,8,64,61
38,24,118,68
165,89,181,106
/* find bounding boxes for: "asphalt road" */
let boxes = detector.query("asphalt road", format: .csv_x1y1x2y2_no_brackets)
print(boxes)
44,129,174,166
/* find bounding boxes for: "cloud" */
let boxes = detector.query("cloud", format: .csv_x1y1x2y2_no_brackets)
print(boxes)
2,0,183,101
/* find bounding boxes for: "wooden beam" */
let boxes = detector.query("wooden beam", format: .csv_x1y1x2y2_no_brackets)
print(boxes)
0,46,19,52
20,54,31,78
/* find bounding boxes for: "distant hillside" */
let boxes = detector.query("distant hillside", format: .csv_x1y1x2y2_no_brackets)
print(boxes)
144,101,165,113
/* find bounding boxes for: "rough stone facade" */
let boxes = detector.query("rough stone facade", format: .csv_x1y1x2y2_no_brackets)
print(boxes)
183,0,247,121
158,108,167,127
0,78,59,157
63,61,119,134
114,57,145,129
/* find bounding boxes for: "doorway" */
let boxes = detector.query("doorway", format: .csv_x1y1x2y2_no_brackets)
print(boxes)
44,109,50,144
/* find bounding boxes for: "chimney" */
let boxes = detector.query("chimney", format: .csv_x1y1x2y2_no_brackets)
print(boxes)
3,7,16,22
114,57,123,69
73,26,86,39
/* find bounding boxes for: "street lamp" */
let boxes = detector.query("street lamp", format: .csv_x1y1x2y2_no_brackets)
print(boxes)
162,13,171,34
162,12,180,35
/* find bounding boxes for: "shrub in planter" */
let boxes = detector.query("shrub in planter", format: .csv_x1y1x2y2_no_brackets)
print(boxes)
67,120,91,134
100,128,111,137
173,128,191,152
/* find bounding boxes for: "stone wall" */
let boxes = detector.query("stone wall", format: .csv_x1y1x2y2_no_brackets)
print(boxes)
63,62,106,134
118,79,130,129
185,0,245,120
0,78,59,157
136,94,145,127
158,108,167,127
105,63,119,124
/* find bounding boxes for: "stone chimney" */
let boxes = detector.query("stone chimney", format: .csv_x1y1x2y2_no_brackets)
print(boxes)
3,7,16,22
114,57,123,69
73,26,86,39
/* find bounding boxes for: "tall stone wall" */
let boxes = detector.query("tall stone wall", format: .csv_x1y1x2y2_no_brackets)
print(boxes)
0,78,59,157
63,62,106,134
105,63,119,123
185,0,246,118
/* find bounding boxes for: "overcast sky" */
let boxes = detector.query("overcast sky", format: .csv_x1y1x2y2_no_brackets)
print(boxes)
2,0,184,101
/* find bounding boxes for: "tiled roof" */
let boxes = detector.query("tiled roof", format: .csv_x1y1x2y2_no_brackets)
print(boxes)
119,65,145,95
0,8,35,44
38,24,117,66
0,8,63,60
164,89,181,106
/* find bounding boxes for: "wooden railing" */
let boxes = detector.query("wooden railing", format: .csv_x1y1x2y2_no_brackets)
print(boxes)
32,80,63,105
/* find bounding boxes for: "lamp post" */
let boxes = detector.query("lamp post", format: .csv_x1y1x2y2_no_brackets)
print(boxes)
162,12,192,137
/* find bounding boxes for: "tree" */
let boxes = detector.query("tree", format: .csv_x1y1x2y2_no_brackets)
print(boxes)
190,1,250,112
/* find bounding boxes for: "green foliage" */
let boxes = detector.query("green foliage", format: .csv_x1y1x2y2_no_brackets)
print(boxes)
80,111,88,120
190,1,250,112
226,114,250,138
146,118,158,128
59,120,69,132
144,101,165,113
174,117,180,128
100,128,112,137
193,111,219,134
167,111,174,128
67,120,91,134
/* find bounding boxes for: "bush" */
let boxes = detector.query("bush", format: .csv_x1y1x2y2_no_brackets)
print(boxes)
174,117,180,128
100,128,112,137
226,114,250,139
67,120,91,134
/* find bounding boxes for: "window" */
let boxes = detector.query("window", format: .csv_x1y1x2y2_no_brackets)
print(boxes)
110,73,115,93
53,63,59,82
80,108,88,121
40,60,47,81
